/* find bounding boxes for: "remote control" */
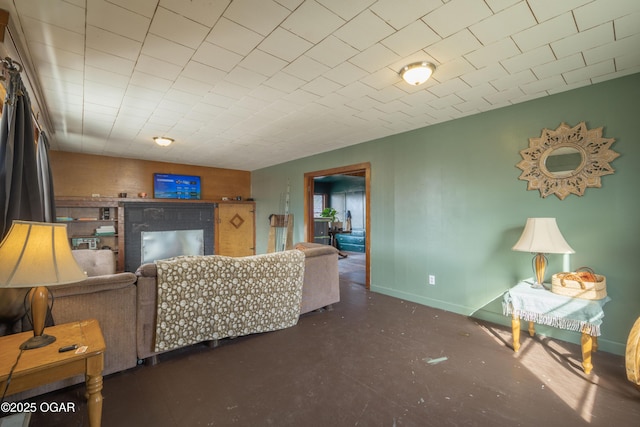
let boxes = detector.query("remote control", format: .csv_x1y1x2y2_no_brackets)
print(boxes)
58,344,78,353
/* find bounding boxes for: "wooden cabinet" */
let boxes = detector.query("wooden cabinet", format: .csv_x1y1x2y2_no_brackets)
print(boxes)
216,202,255,256
313,218,331,245
55,197,124,271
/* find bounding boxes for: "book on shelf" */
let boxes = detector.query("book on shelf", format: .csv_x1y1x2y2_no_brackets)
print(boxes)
95,225,116,236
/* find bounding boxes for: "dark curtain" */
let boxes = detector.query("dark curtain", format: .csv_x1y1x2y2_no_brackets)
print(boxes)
0,61,45,335
0,63,42,240
36,131,56,223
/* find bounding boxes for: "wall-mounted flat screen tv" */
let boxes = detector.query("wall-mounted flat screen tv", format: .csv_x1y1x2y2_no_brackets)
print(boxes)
153,173,201,200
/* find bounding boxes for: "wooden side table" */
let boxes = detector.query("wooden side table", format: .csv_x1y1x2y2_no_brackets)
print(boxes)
0,319,105,427
504,282,610,374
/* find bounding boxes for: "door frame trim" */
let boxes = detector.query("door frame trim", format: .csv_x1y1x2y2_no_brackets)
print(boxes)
304,162,370,289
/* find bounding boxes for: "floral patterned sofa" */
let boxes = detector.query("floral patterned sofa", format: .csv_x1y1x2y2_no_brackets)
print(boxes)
136,249,317,364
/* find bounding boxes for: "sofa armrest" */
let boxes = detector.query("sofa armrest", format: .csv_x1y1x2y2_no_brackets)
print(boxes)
294,242,339,258
51,273,137,297
136,263,157,278
135,264,159,361
294,242,340,314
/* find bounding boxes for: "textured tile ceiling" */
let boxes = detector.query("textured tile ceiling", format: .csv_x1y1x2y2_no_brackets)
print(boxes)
1,0,638,170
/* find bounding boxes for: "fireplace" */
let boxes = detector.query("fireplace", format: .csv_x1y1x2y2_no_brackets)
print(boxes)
123,202,215,272
141,229,204,264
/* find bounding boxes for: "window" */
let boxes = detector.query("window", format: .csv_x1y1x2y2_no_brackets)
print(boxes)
313,194,325,217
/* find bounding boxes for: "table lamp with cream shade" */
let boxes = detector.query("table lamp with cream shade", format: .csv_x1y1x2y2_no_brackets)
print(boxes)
0,221,87,350
512,218,574,288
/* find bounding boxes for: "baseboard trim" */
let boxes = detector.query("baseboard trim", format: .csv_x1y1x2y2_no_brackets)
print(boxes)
369,284,626,356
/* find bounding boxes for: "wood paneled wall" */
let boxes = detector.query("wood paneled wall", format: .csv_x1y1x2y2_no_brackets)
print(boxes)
49,151,251,201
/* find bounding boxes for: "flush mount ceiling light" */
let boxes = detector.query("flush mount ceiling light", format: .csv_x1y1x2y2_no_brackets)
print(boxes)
399,61,436,86
154,136,174,147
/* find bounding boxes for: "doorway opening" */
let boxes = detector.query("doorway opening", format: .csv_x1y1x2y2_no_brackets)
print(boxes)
304,162,370,289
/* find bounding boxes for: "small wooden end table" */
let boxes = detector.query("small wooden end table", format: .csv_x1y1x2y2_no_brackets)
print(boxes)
504,282,610,374
0,319,105,427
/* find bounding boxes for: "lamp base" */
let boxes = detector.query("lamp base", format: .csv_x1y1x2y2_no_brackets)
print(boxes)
20,334,56,350
532,252,548,290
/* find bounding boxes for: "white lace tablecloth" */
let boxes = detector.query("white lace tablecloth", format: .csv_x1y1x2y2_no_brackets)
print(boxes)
503,281,611,336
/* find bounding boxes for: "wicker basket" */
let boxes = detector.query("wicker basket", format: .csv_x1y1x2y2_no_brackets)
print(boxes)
551,267,607,300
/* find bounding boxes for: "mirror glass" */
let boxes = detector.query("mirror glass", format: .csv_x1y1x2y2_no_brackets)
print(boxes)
544,146,582,177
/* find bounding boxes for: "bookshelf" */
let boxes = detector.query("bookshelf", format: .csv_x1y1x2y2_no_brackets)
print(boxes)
55,197,123,272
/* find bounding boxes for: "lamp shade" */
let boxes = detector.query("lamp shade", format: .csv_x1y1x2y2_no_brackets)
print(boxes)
0,221,87,288
512,218,574,254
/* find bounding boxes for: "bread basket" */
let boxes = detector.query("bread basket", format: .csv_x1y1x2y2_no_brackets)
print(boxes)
551,267,607,300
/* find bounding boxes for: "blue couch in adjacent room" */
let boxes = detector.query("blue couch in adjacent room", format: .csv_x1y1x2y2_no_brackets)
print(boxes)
335,228,365,252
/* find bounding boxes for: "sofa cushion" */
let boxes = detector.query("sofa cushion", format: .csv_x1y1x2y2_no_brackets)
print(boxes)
72,249,116,276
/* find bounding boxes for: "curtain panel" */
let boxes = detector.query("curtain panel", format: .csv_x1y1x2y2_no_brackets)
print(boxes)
0,60,54,334
37,131,56,223
0,63,43,239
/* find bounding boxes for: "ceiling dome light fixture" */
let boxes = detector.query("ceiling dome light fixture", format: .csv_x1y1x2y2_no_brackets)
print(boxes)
400,61,436,86
154,136,174,147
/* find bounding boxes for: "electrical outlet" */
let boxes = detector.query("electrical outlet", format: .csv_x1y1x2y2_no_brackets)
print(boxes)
428,275,436,285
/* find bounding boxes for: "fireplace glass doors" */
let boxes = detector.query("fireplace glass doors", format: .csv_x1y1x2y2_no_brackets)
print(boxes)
141,229,204,265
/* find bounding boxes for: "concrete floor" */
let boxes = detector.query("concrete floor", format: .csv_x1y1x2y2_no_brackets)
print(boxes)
19,253,640,426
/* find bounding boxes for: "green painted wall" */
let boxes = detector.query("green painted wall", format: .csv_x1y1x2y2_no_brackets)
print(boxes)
252,73,640,355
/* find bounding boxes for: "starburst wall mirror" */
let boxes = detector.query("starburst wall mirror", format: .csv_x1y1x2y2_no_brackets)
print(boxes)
516,122,619,200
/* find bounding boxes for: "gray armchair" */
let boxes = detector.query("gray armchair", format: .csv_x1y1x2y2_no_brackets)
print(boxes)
7,249,138,400
48,250,138,375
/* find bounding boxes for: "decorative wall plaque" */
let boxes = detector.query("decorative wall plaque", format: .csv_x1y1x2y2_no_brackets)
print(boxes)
516,122,619,200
